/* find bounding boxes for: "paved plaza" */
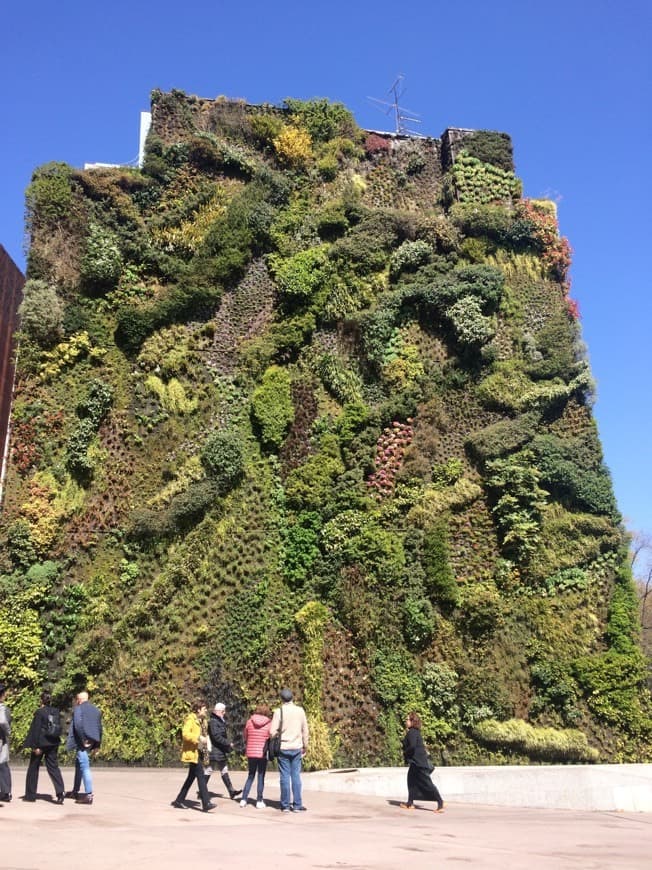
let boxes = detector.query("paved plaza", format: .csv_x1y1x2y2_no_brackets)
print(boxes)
1,767,650,869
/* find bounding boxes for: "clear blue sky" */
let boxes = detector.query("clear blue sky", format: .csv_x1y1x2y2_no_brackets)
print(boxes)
2,1,651,541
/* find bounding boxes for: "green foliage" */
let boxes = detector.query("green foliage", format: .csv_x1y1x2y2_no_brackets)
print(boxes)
545,567,588,595
65,380,113,482
472,718,598,762
25,162,74,230
421,663,459,724
532,433,617,517
403,596,436,651
284,98,358,142
529,660,580,725
251,365,294,448
79,222,123,294
200,430,245,493
446,295,495,346
12,91,644,764
315,352,364,403
145,375,198,415
322,509,405,587
283,512,322,589
390,240,432,279
573,650,650,734
269,245,331,302
466,412,540,463
431,458,464,488
284,434,345,511
457,582,502,637
449,202,513,242
461,131,514,172
167,479,219,533
486,450,547,562
606,560,641,655
18,280,65,348
422,521,459,610
373,648,421,707
449,152,521,204
331,209,406,276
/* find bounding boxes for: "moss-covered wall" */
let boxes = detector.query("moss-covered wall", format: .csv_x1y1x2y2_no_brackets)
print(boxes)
1,91,650,767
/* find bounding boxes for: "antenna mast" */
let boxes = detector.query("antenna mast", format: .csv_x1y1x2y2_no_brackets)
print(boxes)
368,74,422,136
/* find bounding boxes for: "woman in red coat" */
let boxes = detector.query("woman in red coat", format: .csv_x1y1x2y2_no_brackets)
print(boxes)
239,705,272,808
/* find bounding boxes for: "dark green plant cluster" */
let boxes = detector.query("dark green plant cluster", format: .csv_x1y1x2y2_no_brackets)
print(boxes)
3,90,646,764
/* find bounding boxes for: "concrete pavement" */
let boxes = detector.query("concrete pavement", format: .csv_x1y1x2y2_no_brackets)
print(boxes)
1,767,650,869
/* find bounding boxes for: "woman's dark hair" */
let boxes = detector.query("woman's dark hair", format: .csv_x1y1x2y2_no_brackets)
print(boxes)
193,698,207,712
41,691,51,706
407,711,422,729
255,704,272,718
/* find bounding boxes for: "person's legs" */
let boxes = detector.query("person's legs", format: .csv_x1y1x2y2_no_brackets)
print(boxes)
289,750,303,809
256,758,267,803
432,781,444,811
241,757,257,803
44,749,65,798
175,764,196,802
277,752,291,810
220,764,241,799
403,764,417,807
195,762,213,809
24,752,42,799
0,760,12,799
76,750,93,795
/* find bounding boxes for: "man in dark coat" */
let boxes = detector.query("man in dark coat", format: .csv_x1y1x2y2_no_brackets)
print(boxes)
23,691,65,803
207,702,241,800
65,691,102,805
0,684,11,802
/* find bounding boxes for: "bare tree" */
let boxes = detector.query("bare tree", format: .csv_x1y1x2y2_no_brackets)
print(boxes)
630,531,652,664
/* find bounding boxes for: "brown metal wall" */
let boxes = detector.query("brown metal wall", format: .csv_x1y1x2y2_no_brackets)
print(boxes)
0,245,25,497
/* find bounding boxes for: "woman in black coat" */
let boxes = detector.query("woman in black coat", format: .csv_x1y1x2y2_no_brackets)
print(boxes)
400,711,444,812
23,691,65,803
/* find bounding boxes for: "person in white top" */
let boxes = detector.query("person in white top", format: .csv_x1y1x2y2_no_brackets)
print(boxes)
269,688,309,812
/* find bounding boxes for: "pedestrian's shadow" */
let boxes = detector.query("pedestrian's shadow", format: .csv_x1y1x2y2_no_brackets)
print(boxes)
22,793,59,803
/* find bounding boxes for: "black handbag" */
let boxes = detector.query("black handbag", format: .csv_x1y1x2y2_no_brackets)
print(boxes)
267,707,283,760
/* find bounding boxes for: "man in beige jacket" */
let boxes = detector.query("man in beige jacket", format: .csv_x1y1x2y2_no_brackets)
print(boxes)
269,688,309,812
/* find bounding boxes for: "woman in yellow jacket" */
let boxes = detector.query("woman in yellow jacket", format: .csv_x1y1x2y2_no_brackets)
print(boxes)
171,699,215,812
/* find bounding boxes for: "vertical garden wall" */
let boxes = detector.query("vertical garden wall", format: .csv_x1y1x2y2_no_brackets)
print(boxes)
0,90,649,765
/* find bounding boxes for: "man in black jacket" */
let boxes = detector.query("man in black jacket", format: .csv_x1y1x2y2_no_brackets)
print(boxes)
65,691,102,805
0,684,11,802
23,691,65,803
207,703,241,800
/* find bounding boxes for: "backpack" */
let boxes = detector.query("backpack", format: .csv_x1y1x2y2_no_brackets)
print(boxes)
43,709,62,741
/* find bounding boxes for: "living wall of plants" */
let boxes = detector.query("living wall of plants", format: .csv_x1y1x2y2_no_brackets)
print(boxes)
1,92,650,766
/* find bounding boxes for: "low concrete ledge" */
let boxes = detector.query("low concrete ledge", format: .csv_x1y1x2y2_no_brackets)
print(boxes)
303,764,652,812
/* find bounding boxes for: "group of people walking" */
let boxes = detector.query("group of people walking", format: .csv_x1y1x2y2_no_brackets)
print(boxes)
0,685,103,806
0,683,443,815
172,688,310,813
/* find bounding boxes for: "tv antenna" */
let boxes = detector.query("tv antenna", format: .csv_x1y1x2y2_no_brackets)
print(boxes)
368,74,423,136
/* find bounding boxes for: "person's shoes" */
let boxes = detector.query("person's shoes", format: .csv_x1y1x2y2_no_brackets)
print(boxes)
400,802,414,810
0,793,12,802
76,793,93,805
64,791,78,800
291,805,307,812
202,802,216,812
56,794,65,805
256,800,266,809
171,800,188,809
23,795,36,802
229,789,242,800
281,807,290,813
239,799,247,807
434,804,445,813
